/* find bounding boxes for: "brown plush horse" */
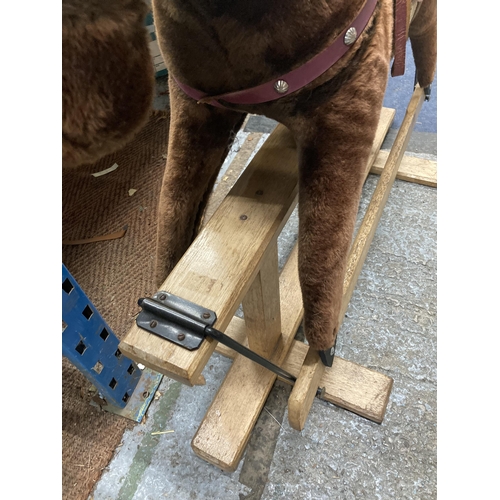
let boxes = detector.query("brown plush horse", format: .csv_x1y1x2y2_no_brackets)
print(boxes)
62,0,155,168
150,0,437,360
62,0,436,363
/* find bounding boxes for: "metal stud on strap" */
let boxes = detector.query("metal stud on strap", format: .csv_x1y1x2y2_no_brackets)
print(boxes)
273,80,289,94
344,27,357,45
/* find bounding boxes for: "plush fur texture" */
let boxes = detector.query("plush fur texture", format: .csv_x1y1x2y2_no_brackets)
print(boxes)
151,0,437,351
62,0,155,168
62,0,436,352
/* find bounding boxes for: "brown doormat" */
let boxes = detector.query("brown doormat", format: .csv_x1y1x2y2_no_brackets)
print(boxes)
62,110,170,500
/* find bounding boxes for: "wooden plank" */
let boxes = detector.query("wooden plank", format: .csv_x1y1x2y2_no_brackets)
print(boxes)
202,131,266,228
287,106,396,430
364,107,396,178
242,241,282,357
192,244,303,471
288,346,393,424
370,150,437,187
119,124,299,385
288,349,324,431
218,316,393,424
343,87,425,315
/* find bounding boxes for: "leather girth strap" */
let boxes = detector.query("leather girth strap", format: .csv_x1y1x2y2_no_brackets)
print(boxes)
392,0,423,76
175,0,424,108
174,0,379,108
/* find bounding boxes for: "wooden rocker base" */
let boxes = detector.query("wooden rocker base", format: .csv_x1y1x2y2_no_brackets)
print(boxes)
119,87,427,472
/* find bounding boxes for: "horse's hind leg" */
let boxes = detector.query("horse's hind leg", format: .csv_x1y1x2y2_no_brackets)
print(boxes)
409,0,437,91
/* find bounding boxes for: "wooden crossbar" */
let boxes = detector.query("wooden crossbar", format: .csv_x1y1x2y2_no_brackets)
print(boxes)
119,125,299,385
371,150,437,187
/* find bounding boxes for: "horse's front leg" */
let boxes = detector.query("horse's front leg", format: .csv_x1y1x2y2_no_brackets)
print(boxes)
290,40,391,360
155,78,246,287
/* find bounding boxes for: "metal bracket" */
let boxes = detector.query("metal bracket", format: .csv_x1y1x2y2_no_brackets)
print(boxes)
136,292,297,384
90,367,163,422
136,291,217,350
316,386,327,400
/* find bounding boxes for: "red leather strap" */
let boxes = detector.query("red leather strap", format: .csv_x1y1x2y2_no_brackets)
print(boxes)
391,0,408,77
174,0,378,107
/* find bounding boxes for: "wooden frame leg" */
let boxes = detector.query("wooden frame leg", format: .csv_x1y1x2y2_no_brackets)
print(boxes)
191,244,303,472
242,241,282,358
288,349,324,431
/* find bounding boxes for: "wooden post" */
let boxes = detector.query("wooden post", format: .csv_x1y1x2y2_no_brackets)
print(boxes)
288,349,324,431
242,241,282,358
191,244,304,471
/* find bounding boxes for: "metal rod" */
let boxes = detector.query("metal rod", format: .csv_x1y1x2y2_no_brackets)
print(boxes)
205,327,297,384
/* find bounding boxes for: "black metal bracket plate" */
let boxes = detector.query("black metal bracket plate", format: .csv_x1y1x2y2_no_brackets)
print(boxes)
136,292,298,384
136,291,217,350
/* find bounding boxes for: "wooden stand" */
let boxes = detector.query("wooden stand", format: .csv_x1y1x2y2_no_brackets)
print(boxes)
120,87,427,472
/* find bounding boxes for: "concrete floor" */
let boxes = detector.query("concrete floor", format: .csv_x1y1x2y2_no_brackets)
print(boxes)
90,45,437,500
